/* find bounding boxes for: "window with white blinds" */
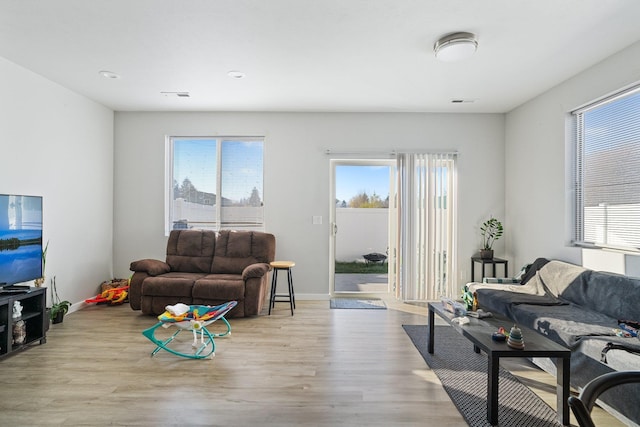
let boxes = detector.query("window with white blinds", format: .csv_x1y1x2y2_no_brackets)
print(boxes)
166,136,264,234
572,85,640,250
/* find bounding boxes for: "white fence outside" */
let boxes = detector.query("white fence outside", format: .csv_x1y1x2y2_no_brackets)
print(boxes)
584,204,640,248
171,199,264,230
171,201,387,258
335,208,389,262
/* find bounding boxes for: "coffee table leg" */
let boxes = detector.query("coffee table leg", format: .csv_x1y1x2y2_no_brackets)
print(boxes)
428,306,435,354
488,355,499,425
557,356,570,426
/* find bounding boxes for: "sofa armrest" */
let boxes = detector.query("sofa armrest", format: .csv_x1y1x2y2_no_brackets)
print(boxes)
129,259,171,276
242,262,271,281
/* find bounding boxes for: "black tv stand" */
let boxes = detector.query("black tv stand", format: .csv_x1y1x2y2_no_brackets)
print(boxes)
0,285,31,295
0,287,47,358
0,289,29,295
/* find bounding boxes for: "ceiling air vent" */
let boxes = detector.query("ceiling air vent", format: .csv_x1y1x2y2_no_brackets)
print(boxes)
161,91,190,98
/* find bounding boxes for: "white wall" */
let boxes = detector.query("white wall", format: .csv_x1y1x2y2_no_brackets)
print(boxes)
505,41,640,272
114,112,505,297
0,57,114,307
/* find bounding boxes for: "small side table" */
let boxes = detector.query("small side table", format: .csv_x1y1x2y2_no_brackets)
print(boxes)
471,257,508,282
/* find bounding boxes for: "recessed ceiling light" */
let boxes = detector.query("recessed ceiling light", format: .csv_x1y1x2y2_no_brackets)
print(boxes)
99,70,121,79
227,70,245,79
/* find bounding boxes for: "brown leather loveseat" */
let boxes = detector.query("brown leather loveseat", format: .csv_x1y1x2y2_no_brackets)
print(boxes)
129,229,275,317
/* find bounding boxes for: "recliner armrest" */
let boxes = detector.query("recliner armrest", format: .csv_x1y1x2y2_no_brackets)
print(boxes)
242,262,271,280
129,259,171,276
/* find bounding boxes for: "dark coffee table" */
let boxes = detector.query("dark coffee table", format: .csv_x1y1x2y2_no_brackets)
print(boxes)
428,302,571,426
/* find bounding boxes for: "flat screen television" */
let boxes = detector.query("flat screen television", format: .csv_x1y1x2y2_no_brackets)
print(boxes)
0,194,43,287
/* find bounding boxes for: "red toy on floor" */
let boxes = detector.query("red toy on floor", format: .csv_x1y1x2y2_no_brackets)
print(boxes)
85,286,129,305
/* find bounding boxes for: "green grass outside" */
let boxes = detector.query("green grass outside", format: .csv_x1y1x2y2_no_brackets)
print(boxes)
335,261,388,274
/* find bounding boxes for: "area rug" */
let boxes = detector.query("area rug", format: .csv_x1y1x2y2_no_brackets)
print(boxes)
403,325,562,427
329,298,386,309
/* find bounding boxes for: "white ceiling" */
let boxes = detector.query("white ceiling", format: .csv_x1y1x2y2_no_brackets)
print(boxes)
2,0,640,113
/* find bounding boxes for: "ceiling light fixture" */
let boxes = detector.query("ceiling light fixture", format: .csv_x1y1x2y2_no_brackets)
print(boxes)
434,32,478,62
99,70,121,79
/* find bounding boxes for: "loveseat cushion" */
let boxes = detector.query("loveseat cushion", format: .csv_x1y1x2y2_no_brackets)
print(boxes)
166,229,216,273
193,275,245,300
211,230,276,274
130,259,171,276
142,272,206,297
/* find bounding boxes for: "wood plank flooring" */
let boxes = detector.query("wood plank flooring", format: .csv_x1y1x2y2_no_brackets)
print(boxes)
0,300,623,426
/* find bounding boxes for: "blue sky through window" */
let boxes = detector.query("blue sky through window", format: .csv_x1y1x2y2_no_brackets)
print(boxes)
336,165,390,204
584,90,640,154
173,138,263,202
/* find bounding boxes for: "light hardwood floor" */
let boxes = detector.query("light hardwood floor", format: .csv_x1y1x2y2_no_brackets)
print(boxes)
0,300,622,426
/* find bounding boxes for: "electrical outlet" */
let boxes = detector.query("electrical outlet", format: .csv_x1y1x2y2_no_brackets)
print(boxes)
459,270,466,281
312,215,322,225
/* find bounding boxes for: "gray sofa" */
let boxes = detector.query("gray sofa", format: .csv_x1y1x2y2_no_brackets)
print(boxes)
467,258,640,426
129,229,276,318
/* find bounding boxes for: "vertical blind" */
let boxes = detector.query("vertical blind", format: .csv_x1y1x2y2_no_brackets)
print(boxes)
573,85,640,249
396,152,457,301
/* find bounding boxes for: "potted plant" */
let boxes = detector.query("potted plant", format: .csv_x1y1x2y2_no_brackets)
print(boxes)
34,241,48,287
480,216,503,259
49,276,70,324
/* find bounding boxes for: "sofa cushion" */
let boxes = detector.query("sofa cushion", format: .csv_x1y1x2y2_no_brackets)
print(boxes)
165,229,216,273
578,336,640,372
510,303,618,348
476,288,567,321
130,259,171,276
537,260,589,299
193,274,245,300
569,270,640,321
142,272,205,297
211,230,276,274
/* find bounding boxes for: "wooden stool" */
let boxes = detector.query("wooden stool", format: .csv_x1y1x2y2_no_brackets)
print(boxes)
269,261,296,315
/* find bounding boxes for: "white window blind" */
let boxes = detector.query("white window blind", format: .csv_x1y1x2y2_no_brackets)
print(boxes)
167,137,264,234
573,85,640,250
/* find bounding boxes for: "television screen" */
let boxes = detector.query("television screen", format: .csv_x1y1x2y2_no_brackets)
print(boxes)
0,194,43,286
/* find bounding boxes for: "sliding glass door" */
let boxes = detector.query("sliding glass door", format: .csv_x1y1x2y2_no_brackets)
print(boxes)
330,159,396,296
